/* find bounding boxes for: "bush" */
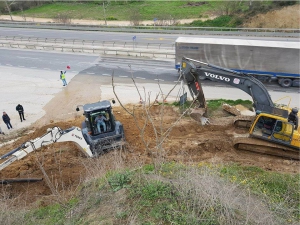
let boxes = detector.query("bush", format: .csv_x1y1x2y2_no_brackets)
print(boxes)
188,15,243,28
107,16,117,21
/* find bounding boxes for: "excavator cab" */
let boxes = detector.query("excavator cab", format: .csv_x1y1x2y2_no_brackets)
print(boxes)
250,113,300,148
76,100,125,155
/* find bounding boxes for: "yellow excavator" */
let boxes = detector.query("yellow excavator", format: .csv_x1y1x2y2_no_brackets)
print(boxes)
180,57,300,160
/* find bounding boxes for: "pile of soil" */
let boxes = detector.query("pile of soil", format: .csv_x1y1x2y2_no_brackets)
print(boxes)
243,4,300,29
0,104,299,207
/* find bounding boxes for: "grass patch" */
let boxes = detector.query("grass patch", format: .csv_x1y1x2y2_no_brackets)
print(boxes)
220,164,300,221
187,15,243,27
207,98,252,111
5,163,298,224
25,198,79,225
14,1,218,21
171,98,252,115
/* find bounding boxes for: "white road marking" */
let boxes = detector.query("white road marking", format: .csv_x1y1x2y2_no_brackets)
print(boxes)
17,56,39,60
154,79,164,81
44,68,50,70
6,64,12,66
18,65,25,68
102,74,111,76
136,77,146,80
30,67,37,68
87,72,95,74
119,76,128,78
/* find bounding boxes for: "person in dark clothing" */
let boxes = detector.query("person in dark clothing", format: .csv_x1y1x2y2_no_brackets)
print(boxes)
2,112,12,129
288,108,298,129
16,104,26,122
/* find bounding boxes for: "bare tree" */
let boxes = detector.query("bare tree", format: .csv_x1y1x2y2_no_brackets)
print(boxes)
19,5,26,21
214,0,243,16
4,0,16,21
112,66,198,170
103,0,110,26
53,13,72,24
129,8,141,26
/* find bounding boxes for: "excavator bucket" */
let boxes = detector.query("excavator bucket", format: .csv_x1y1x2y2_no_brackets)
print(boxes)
190,108,210,125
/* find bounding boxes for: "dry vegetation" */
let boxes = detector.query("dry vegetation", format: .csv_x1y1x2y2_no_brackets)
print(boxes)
243,4,300,28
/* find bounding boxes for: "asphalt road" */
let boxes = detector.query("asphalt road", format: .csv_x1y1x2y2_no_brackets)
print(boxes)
1,48,299,93
0,48,99,72
0,27,297,43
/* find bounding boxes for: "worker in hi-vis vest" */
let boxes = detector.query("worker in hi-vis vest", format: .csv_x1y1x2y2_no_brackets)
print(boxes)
60,70,67,86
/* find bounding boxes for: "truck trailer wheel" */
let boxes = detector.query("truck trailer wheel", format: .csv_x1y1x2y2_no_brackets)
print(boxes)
279,78,292,88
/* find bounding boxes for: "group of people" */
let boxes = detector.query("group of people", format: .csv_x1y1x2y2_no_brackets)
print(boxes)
0,70,68,135
0,104,26,135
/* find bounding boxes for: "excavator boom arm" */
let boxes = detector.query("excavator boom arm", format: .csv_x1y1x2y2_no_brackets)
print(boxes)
0,127,93,171
181,57,289,118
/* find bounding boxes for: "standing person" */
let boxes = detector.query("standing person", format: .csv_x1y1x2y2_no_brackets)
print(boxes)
2,112,12,130
60,70,67,86
288,108,298,129
16,104,26,122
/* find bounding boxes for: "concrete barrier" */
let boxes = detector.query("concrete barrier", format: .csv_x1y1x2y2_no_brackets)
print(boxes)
0,40,175,59
0,36,175,50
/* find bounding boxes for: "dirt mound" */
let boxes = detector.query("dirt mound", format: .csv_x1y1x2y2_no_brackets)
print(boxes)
0,105,299,207
243,4,300,28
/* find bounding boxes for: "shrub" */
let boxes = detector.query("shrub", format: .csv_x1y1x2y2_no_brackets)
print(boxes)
188,15,243,27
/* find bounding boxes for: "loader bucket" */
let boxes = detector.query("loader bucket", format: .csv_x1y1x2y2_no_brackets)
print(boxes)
190,108,210,125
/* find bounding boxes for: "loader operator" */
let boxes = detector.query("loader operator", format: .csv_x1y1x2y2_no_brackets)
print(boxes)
288,108,298,129
95,113,108,134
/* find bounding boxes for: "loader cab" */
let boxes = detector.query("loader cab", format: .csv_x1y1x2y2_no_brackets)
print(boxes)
250,113,297,147
80,100,116,136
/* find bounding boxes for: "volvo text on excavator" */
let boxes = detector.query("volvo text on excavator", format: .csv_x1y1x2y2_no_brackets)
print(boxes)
180,57,300,160
0,100,125,172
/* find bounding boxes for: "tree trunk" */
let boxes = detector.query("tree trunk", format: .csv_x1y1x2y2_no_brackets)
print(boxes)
5,0,13,21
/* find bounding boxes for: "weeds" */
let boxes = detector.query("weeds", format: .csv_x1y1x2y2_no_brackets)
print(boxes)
1,162,297,224
220,164,300,221
107,171,132,192
188,15,243,27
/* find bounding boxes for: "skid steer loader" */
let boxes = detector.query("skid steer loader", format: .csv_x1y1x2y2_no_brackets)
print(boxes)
0,100,125,172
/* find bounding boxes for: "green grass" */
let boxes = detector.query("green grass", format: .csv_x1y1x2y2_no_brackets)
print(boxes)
220,164,300,221
4,163,299,224
207,99,253,111
14,1,219,20
171,98,252,115
188,15,244,27
25,198,79,225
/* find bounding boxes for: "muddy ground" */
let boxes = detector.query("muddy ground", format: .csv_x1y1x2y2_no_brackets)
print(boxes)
0,75,299,208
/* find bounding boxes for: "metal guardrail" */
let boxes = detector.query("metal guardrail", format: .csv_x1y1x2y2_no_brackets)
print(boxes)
0,41,175,59
0,35,174,49
0,21,299,37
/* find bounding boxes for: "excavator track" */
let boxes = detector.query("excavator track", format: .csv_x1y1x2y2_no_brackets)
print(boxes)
234,137,300,160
